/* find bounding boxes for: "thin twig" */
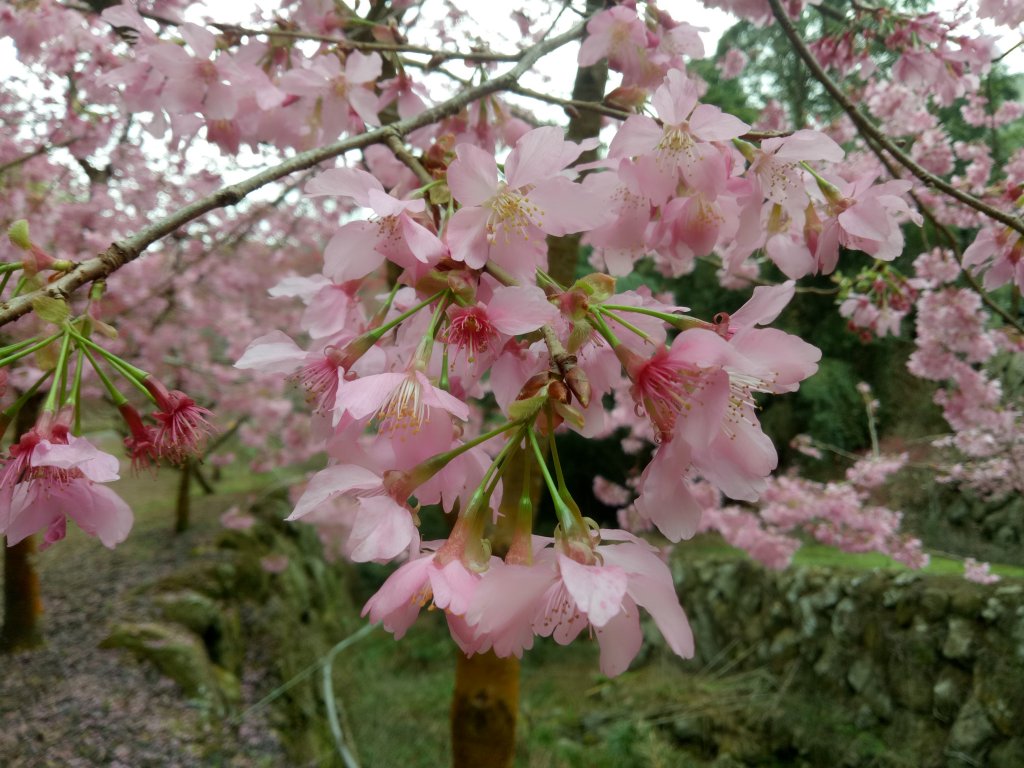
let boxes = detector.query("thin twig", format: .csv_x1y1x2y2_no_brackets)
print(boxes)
0,137,80,177
0,20,588,328
858,133,1024,334
210,23,523,62
768,0,1024,238
511,85,633,121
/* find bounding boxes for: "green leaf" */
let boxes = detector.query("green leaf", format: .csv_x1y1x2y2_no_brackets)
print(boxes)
508,391,546,422
32,295,69,325
7,220,31,250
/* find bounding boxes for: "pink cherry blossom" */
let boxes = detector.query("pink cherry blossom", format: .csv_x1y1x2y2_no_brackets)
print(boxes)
445,126,609,280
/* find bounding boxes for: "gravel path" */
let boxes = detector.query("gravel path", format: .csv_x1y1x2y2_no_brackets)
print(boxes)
0,462,287,767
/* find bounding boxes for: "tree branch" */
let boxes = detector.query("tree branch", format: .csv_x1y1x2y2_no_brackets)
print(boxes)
0,137,80,178
858,131,1024,334
0,20,587,328
768,0,1024,238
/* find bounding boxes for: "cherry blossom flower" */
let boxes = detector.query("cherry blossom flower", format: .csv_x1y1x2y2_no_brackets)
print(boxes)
444,285,558,363
445,126,609,280
466,532,694,677
289,463,420,563
609,69,749,204
306,167,445,282
0,416,131,550
143,377,214,464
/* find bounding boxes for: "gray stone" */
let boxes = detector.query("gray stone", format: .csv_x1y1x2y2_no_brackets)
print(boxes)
933,673,969,722
990,738,1024,768
949,696,996,754
847,658,873,693
831,597,864,641
921,588,951,621
942,617,975,661
981,598,1004,623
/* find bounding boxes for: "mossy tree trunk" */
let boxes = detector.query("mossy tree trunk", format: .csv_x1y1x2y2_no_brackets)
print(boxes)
1,393,44,653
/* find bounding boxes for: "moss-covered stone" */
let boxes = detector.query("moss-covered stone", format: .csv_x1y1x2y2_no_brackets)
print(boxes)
100,621,237,717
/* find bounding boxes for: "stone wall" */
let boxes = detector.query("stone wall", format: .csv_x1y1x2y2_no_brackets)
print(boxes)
674,557,1024,767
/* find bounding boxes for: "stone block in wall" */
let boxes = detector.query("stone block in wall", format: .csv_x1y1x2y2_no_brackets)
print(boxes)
932,669,970,723
948,696,996,757
942,617,975,662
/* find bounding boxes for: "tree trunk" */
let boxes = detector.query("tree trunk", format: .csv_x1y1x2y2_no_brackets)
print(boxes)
174,458,192,533
451,652,521,768
449,5,608,763
1,394,44,653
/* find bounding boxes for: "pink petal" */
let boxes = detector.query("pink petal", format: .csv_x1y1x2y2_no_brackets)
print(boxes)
447,144,498,207
608,115,662,159
305,167,383,205
323,221,385,282
766,129,844,162
67,483,133,549
593,600,643,677
401,216,447,264
345,50,383,84
180,22,216,60
347,495,418,562
3,484,60,546
729,281,796,329
446,206,490,269
689,103,749,141
557,554,628,627
334,372,407,421
234,331,307,373
413,372,470,421
504,126,570,189
527,176,611,235
838,199,891,241
34,437,120,483
486,286,558,335
288,464,381,520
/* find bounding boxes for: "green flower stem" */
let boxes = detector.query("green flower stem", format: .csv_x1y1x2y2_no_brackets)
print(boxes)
410,178,444,199
0,262,24,274
370,281,403,326
439,343,450,391
596,308,654,343
65,328,151,387
0,336,45,356
77,342,128,407
410,419,524,486
461,426,524,508
586,309,622,348
535,268,565,291
526,427,581,536
71,347,85,434
9,276,27,300
600,303,706,329
0,332,61,368
0,366,54,435
547,421,587,529
42,331,73,414
0,271,13,296
364,289,446,345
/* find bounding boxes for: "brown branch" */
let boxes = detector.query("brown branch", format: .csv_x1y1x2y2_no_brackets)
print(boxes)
858,133,1024,334
383,133,433,187
70,0,523,63
0,20,587,329
0,137,80,178
211,23,523,62
768,0,1024,238
510,85,632,122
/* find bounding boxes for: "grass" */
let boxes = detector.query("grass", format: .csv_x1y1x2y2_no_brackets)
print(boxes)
682,533,1024,580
